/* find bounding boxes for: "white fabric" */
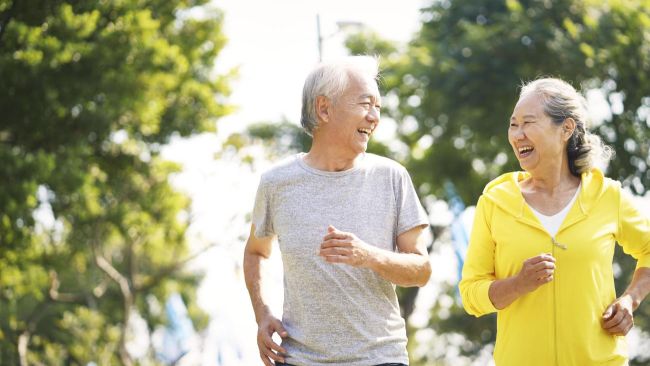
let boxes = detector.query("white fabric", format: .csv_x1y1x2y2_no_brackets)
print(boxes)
528,184,581,237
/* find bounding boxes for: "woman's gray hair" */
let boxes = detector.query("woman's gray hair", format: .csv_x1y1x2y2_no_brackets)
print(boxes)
519,77,613,176
300,56,379,136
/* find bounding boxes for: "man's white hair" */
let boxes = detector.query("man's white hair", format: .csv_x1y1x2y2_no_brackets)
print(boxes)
300,56,379,136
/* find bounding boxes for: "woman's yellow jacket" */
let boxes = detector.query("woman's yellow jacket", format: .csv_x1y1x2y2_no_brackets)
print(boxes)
459,168,650,366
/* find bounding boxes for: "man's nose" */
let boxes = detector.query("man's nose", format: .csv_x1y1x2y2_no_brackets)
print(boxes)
367,106,380,121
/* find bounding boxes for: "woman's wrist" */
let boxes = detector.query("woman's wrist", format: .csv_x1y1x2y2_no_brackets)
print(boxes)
622,291,641,311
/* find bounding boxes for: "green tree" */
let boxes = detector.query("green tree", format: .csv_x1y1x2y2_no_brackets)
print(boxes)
0,0,231,364
345,0,650,364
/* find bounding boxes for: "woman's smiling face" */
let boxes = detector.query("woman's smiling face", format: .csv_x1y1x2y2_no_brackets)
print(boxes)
508,93,568,174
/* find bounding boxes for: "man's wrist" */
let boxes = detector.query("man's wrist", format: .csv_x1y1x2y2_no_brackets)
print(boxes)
254,304,272,324
362,245,382,270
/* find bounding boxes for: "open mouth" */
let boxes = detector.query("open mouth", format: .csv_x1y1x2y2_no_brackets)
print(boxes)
518,146,534,158
357,127,372,138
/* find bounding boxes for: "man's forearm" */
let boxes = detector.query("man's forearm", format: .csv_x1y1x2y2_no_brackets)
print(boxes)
244,251,272,323
365,248,431,287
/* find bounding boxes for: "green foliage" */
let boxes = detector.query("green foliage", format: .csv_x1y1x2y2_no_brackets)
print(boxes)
0,0,230,364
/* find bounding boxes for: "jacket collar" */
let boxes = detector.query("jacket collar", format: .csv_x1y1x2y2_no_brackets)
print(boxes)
482,168,607,231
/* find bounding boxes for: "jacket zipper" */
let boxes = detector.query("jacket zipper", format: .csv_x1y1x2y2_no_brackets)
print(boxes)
551,237,567,366
552,238,567,250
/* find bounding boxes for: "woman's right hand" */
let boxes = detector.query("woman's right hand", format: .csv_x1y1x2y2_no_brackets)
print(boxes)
514,253,556,294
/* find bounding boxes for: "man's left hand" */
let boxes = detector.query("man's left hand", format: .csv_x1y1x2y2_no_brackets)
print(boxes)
602,294,635,336
319,225,375,267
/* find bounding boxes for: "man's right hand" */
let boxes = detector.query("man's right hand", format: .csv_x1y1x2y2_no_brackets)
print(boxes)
257,314,289,366
514,253,556,294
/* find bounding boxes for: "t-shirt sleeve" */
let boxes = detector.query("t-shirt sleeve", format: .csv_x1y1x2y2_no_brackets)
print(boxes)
252,177,274,238
616,188,650,270
396,167,430,236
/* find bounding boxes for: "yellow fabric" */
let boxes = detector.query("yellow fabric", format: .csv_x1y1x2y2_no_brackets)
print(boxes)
459,168,650,366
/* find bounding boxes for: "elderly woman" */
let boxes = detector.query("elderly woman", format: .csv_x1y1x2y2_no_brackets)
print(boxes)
459,77,650,365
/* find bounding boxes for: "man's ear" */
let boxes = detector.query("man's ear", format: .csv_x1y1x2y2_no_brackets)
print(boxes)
563,117,577,141
316,95,330,123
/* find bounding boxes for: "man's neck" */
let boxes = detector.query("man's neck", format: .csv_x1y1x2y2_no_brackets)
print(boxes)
303,141,364,172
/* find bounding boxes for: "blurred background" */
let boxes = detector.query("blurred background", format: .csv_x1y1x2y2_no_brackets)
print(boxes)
2,0,650,365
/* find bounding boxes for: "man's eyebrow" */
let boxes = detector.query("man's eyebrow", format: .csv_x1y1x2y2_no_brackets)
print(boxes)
358,93,378,100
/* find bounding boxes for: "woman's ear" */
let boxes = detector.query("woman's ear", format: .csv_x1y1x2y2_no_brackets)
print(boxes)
316,96,330,124
563,117,577,141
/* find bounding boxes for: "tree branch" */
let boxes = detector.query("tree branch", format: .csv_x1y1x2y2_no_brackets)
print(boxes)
94,255,132,303
17,301,50,366
135,242,217,293
48,270,84,302
47,269,112,306
91,241,133,366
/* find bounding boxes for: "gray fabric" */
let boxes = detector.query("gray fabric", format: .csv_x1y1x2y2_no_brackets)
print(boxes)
252,153,429,366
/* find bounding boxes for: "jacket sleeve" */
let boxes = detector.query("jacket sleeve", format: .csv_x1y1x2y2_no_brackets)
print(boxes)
459,195,499,317
616,189,650,270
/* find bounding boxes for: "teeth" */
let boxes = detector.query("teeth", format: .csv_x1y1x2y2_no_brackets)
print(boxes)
518,146,533,154
358,128,372,135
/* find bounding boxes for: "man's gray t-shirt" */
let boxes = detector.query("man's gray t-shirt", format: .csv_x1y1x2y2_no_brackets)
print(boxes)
252,153,429,366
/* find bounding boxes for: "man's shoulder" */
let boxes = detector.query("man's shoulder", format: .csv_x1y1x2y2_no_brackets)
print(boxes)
259,154,303,185
363,153,407,173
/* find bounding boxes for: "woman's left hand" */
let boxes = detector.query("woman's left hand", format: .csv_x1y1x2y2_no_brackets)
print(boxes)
602,295,635,336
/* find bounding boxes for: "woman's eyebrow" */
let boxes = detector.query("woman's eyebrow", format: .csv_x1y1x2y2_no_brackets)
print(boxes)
511,114,537,120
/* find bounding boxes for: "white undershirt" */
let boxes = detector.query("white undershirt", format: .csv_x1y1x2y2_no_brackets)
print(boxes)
527,183,581,237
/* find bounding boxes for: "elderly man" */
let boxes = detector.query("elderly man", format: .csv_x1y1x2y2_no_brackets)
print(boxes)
244,55,431,366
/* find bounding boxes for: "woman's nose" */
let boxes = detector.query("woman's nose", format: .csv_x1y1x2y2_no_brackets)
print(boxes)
511,127,525,140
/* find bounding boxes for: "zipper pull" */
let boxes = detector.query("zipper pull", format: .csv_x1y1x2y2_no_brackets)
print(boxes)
552,238,567,250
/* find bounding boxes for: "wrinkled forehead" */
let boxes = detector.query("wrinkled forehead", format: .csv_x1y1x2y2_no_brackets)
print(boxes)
345,70,380,100
512,92,545,117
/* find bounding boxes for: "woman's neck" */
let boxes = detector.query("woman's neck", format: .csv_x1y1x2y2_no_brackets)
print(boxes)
523,163,580,195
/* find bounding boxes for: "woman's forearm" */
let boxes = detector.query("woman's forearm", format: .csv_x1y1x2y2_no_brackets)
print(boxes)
623,267,650,311
488,276,523,310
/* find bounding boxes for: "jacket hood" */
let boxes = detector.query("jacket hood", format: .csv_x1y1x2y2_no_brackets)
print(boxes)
482,168,610,219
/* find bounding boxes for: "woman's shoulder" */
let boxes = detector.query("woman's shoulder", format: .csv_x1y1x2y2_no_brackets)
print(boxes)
482,171,526,194
476,171,527,216
581,167,622,195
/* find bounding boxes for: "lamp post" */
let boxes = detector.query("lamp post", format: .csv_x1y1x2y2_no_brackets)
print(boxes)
316,14,364,61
